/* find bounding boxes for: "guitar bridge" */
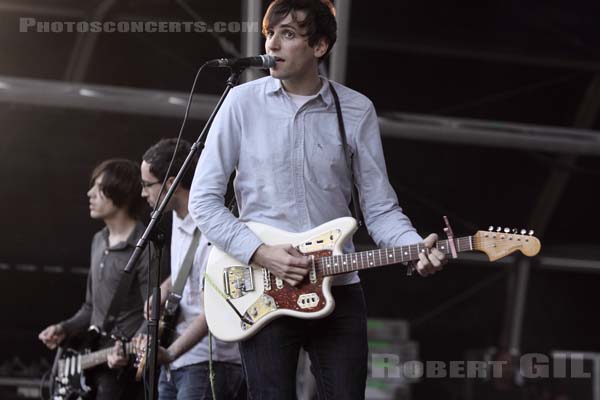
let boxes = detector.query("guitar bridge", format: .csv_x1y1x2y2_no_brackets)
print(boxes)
241,294,277,331
224,266,254,299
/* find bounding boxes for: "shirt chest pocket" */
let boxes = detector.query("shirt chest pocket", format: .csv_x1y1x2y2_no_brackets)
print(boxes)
305,130,349,191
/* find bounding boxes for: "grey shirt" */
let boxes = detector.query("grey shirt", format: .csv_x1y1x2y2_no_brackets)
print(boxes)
62,221,152,339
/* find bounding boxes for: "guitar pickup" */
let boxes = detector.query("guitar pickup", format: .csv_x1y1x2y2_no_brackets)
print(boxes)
224,266,254,299
297,293,320,309
298,229,340,253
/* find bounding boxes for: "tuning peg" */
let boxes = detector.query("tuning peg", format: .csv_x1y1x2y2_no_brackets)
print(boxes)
520,229,526,235
512,228,518,234
503,227,510,233
528,230,534,236
488,226,494,231
496,227,502,232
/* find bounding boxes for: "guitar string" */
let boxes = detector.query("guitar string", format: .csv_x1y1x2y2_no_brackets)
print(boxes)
305,237,535,274
256,236,535,278
311,238,534,262
239,236,536,285
79,342,136,368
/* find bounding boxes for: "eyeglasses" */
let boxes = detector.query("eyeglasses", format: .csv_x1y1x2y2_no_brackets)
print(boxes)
141,180,162,189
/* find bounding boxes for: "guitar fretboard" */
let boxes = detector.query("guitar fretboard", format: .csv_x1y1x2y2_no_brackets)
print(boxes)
317,236,473,276
81,342,136,370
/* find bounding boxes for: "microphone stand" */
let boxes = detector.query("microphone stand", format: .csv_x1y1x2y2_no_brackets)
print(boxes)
123,67,244,400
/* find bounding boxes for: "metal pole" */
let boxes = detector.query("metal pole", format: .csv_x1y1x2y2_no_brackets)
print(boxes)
329,0,351,83
241,0,263,82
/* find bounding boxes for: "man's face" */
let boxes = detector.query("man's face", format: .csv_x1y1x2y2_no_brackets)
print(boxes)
87,174,119,220
140,161,166,210
265,10,328,82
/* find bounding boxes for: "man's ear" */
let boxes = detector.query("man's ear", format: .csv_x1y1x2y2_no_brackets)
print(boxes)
313,37,329,59
166,176,176,191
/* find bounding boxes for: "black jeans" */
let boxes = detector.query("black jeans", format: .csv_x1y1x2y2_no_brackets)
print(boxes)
88,365,144,400
239,283,368,400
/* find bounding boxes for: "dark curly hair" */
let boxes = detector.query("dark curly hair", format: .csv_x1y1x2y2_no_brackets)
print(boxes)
262,0,337,60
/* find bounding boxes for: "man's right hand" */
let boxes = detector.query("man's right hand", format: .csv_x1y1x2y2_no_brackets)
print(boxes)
38,324,66,350
252,244,310,286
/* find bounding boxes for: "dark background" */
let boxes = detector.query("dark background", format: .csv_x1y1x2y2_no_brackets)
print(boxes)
0,1,599,399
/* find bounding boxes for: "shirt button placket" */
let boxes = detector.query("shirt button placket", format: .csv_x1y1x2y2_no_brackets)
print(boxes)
293,111,310,228
99,249,108,280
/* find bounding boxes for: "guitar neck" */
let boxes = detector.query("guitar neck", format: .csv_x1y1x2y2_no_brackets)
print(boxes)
320,236,473,276
80,342,136,370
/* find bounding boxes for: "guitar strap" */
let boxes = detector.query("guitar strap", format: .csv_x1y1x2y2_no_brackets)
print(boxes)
104,232,199,339
224,82,363,228
102,266,136,337
329,81,364,228
165,228,201,314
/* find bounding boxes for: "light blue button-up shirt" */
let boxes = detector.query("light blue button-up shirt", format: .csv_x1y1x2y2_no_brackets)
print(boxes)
189,76,422,285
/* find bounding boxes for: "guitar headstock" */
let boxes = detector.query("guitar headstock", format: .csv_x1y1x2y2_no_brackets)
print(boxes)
473,226,541,262
134,350,146,381
132,335,148,382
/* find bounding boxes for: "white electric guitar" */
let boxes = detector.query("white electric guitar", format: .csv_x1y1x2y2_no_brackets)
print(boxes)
204,217,541,342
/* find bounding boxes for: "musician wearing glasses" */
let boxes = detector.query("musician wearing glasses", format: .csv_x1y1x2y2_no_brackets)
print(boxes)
133,139,243,400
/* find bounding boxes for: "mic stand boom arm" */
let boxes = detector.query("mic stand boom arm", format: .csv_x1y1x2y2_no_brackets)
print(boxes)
123,67,244,400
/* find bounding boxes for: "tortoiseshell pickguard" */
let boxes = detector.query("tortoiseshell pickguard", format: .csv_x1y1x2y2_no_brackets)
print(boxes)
264,249,332,313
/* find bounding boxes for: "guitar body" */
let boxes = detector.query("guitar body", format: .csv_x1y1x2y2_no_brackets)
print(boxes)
204,217,358,342
52,329,102,400
52,348,93,399
204,216,541,343
52,330,137,398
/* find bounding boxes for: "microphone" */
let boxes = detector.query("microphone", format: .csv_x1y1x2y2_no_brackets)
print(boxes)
205,55,277,69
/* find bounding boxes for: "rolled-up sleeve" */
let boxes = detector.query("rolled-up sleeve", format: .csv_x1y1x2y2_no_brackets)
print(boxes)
188,90,263,265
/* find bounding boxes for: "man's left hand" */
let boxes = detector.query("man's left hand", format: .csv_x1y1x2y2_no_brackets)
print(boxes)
107,340,129,369
415,233,447,277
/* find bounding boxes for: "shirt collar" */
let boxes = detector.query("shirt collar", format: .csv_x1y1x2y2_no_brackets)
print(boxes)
266,76,333,108
172,211,197,236
101,221,144,250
